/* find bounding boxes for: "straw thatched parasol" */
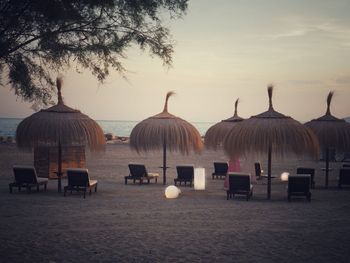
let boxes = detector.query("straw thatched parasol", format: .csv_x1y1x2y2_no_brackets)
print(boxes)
16,78,105,192
130,91,203,185
305,92,350,188
205,99,244,150
223,85,319,199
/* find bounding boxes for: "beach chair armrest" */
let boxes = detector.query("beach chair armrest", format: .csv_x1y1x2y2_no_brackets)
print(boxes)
36,177,49,184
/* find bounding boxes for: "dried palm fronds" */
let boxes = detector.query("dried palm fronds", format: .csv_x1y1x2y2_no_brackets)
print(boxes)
16,78,105,151
130,91,203,184
223,85,319,199
205,98,244,150
16,77,105,191
305,91,350,187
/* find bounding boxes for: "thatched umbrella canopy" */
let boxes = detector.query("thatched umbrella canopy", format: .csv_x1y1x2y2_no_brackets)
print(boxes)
130,91,203,185
205,98,244,150
223,86,319,199
16,78,105,192
305,92,350,188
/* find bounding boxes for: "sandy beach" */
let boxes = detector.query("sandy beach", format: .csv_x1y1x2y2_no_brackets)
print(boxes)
1,143,350,262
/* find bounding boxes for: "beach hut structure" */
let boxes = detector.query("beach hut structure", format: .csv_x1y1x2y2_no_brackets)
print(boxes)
305,92,350,188
16,78,105,192
223,86,319,199
205,99,244,150
33,145,86,180
130,91,203,185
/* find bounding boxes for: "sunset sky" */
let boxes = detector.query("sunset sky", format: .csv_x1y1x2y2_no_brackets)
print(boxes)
1,0,349,123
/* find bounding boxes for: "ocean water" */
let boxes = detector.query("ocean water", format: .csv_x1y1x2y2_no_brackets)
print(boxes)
0,118,22,137
0,118,214,137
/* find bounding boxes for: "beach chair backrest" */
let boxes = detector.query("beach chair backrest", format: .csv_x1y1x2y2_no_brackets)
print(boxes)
288,175,310,192
214,162,228,175
296,168,315,177
128,164,147,178
66,168,89,187
228,173,251,191
254,163,261,177
339,168,350,184
13,165,38,184
176,166,194,180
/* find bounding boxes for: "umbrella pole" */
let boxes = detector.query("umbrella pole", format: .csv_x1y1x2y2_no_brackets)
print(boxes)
325,147,329,189
57,139,62,193
267,144,272,199
163,139,167,185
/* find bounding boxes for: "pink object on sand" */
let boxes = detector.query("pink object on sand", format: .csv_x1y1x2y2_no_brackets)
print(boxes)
224,158,241,190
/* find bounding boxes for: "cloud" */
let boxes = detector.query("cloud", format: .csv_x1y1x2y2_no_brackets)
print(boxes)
258,17,350,45
334,75,350,85
268,29,311,39
287,79,324,86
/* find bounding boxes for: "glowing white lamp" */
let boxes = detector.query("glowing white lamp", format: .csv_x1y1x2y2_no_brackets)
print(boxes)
194,168,206,190
165,185,180,199
280,172,290,182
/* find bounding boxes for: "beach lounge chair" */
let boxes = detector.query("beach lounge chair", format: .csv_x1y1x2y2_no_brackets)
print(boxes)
64,168,98,198
9,165,48,193
254,162,262,179
297,167,315,189
255,162,275,180
212,162,228,179
174,165,194,187
125,164,159,185
287,174,311,201
338,168,350,188
226,173,253,201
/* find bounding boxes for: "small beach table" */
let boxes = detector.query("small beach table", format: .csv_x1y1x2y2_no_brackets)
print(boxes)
148,173,159,183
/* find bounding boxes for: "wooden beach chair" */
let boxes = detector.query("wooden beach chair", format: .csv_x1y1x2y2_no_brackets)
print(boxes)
338,168,350,188
212,162,228,179
297,167,315,189
255,162,275,180
174,165,194,187
254,162,262,179
64,168,98,198
287,174,311,201
125,164,158,185
10,165,48,193
226,172,253,201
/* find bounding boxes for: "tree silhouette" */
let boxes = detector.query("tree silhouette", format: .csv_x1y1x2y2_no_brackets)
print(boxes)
0,0,188,108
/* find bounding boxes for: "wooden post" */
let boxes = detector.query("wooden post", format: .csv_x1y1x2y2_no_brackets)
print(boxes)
267,144,272,199
325,147,329,189
57,139,62,193
163,138,167,185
